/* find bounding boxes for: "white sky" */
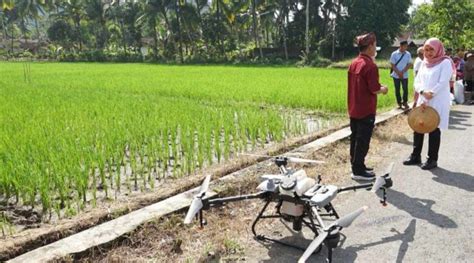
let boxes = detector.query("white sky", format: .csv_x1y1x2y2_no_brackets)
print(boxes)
409,0,433,13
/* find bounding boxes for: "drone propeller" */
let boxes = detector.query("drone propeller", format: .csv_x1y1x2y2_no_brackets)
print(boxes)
239,153,271,158
384,162,395,176
240,153,325,165
371,176,386,192
260,174,284,181
298,206,368,263
298,231,329,263
184,175,211,224
371,162,395,192
328,206,368,229
285,156,325,164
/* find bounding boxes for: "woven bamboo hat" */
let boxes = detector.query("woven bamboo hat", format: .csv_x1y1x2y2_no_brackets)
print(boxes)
408,106,440,133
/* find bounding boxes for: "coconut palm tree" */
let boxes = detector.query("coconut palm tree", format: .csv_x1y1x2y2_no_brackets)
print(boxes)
137,0,163,59
305,0,309,55
58,0,85,51
84,0,109,50
14,0,47,44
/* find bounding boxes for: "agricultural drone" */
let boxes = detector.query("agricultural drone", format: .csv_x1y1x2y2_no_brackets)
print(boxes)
184,155,394,262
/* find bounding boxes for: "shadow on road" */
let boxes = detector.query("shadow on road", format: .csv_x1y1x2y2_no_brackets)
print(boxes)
334,219,417,263
449,110,472,130
429,167,474,193
258,233,320,262
259,219,417,263
381,189,457,229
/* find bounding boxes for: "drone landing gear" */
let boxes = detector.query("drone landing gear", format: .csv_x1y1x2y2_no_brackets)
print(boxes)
324,231,341,263
321,203,340,219
250,200,341,257
380,188,388,206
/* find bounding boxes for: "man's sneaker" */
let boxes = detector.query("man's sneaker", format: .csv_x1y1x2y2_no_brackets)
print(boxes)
365,169,375,176
351,171,376,181
403,102,410,110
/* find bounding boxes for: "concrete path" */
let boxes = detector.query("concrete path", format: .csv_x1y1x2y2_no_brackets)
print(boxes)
249,105,474,262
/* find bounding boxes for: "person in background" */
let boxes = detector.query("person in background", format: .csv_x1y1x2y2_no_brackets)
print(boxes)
464,51,474,103
454,48,465,81
403,38,454,170
413,47,424,76
446,47,455,93
347,32,388,181
412,47,424,108
390,40,412,110
446,47,453,58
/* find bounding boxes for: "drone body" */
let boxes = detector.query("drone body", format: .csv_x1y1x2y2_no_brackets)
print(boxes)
184,156,394,262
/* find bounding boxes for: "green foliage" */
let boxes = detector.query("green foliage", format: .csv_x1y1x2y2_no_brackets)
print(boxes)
336,0,411,53
0,213,14,237
1,0,14,11
297,51,332,67
409,0,474,48
1,0,414,63
47,19,75,48
407,3,433,40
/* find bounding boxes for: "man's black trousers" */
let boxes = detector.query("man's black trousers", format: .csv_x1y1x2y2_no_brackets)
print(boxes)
350,115,375,174
393,78,409,104
410,128,441,162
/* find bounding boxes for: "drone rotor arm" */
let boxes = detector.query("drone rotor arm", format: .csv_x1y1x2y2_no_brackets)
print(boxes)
206,191,268,207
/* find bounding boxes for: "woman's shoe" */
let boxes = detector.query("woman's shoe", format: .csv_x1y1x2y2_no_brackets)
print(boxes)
421,161,438,170
403,156,421,165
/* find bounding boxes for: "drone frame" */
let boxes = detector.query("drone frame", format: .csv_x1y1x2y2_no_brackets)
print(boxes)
187,157,393,263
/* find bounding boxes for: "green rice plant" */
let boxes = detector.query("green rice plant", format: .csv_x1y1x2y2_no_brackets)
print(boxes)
0,62,403,217
1,213,14,237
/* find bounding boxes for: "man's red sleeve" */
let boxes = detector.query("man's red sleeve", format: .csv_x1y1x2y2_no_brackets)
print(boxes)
366,65,381,94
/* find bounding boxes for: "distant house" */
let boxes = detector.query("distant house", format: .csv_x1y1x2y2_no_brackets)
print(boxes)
379,32,426,58
19,39,49,53
390,32,426,47
391,39,426,49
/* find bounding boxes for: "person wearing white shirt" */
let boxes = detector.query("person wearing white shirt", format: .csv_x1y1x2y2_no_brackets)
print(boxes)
403,38,454,170
390,40,412,110
413,47,424,76
412,47,424,108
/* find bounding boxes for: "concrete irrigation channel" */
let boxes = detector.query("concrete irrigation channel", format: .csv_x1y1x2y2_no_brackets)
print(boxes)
7,108,406,262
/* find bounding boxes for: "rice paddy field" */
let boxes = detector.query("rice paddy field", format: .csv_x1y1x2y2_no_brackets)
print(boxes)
0,62,405,222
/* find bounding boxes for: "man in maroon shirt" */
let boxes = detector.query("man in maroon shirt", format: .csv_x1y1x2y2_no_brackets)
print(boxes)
348,32,388,180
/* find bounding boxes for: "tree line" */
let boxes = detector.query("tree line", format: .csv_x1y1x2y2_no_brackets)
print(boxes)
2,0,470,63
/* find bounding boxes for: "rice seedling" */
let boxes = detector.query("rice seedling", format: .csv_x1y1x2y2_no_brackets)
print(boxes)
0,62,405,218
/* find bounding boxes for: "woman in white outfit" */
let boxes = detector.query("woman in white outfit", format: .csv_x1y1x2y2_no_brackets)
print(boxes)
403,38,454,170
